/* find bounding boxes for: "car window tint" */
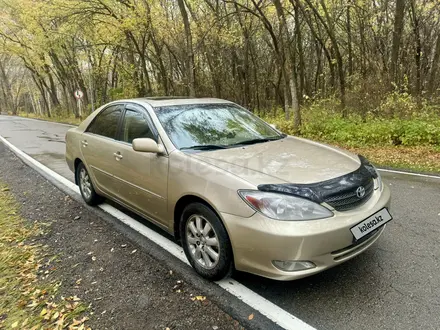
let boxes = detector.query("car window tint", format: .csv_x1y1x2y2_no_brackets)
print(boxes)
87,105,122,139
121,109,155,144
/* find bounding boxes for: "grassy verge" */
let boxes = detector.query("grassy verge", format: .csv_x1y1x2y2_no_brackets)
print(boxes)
15,112,82,126
343,145,440,174
262,111,440,174
0,184,90,330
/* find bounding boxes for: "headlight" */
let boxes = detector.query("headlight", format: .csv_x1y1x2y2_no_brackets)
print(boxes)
238,190,334,221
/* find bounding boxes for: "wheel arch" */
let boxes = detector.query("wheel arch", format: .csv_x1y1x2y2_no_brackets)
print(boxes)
173,195,224,243
73,158,83,185
174,194,236,279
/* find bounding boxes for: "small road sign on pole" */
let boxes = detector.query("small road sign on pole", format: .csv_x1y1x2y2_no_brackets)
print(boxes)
74,90,84,100
74,90,84,118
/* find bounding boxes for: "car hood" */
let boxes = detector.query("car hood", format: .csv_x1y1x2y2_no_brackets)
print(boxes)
190,136,361,185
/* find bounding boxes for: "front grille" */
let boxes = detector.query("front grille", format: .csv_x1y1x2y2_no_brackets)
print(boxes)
325,178,374,211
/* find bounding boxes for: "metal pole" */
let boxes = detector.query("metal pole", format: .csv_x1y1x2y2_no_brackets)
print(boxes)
77,98,82,118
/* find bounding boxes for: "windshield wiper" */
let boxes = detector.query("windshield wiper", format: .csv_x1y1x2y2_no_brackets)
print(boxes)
230,136,285,146
180,144,228,151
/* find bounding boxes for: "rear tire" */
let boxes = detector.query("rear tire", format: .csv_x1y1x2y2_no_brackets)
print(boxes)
180,202,233,280
76,162,103,206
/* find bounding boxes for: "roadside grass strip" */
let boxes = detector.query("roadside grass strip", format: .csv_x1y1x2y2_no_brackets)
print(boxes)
0,184,90,330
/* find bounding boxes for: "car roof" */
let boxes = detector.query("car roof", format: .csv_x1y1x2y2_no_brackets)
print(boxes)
131,97,234,108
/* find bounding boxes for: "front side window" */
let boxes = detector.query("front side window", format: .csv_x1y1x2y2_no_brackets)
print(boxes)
87,105,122,139
154,104,282,150
120,109,155,144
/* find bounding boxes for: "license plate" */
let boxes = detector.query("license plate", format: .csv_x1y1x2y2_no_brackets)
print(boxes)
350,208,392,240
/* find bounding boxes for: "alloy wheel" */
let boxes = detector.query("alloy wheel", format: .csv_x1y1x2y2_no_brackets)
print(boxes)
79,167,92,200
185,214,220,269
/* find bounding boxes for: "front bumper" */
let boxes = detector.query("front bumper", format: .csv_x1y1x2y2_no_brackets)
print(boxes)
221,185,391,280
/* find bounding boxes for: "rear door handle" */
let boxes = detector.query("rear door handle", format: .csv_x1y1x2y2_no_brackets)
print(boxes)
81,140,88,147
113,152,123,160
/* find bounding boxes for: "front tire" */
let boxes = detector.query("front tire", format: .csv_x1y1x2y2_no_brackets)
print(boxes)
76,162,103,206
180,202,233,280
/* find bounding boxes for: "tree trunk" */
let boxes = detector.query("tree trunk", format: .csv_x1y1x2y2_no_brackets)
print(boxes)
428,35,440,96
294,2,307,100
303,10,335,92
390,0,406,86
177,0,195,97
316,0,346,114
0,59,13,112
143,0,169,95
410,0,422,99
314,40,323,92
206,52,222,97
273,0,301,130
41,64,60,108
235,2,251,108
347,0,353,77
127,46,145,96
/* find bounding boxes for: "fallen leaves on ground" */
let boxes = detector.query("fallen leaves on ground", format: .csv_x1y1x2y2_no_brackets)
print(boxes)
191,296,206,301
248,313,254,320
0,184,91,330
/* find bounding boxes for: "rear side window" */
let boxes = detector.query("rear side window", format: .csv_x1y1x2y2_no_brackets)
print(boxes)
121,109,155,144
87,105,122,139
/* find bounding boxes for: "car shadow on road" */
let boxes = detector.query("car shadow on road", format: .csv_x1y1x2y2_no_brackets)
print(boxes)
104,198,177,242
232,247,393,325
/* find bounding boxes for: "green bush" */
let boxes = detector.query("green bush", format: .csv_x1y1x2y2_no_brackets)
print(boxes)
265,117,440,147
379,90,419,118
261,94,440,148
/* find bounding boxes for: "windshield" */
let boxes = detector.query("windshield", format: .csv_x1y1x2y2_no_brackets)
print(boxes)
154,103,283,150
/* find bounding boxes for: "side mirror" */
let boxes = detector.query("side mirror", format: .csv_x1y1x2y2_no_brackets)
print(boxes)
132,138,165,154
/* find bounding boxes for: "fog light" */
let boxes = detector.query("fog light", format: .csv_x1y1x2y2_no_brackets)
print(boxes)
272,260,316,272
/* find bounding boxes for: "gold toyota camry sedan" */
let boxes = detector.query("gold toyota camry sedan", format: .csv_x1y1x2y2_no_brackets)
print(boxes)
66,97,392,281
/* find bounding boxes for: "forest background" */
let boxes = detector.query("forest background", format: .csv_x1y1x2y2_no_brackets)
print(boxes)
1,0,439,172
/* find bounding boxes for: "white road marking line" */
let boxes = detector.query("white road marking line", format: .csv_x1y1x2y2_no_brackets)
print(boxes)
378,168,440,179
0,135,314,330
0,136,80,193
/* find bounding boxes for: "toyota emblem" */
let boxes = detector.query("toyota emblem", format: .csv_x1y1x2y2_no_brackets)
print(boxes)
356,186,366,199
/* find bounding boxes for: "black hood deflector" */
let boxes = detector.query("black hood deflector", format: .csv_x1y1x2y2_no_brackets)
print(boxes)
257,155,377,204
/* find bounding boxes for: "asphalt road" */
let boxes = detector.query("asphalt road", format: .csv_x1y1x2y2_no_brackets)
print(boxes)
1,115,439,330
0,116,74,181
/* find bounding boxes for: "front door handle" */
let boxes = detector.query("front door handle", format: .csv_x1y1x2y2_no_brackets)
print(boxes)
113,152,123,160
81,140,88,147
